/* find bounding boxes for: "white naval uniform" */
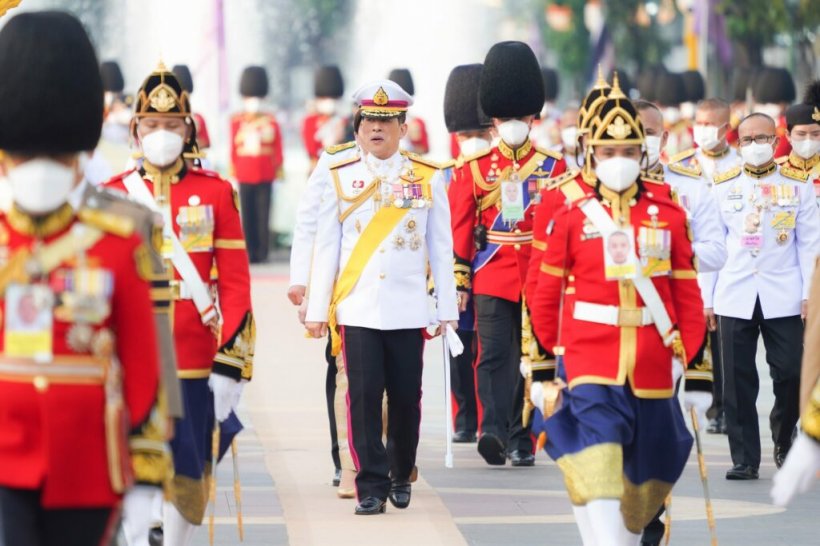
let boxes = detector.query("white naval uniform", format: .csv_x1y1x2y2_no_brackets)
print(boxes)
306,150,459,328
712,165,820,320
668,146,740,187
289,142,359,287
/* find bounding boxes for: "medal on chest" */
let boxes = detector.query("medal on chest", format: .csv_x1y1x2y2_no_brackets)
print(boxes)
177,196,215,252
637,205,672,277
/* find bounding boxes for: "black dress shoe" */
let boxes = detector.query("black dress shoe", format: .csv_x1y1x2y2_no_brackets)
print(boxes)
477,432,506,465
332,468,342,487
774,444,791,469
388,481,412,509
148,526,163,546
725,464,759,480
453,430,476,443
509,450,535,467
354,496,386,515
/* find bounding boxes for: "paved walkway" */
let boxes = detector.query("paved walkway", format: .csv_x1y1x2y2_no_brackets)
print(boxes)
192,263,819,545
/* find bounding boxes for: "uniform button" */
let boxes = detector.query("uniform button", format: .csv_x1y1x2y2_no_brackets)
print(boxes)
33,376,48,393
379,273,386,279
514,244,521,251
514,228,522,234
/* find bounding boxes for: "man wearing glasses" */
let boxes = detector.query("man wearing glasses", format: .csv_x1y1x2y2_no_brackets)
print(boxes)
709,113,820,480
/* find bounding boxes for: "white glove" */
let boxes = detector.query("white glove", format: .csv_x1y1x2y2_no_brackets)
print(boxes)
771,433,820,506
445,324,464,357
122,485,160,546
209,374,245,422
684,390,712,431
530,381,544,413
672,357,685,385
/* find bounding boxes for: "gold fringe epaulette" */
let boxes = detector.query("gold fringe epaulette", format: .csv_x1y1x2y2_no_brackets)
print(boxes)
780,164,811,182
546,168,581,191
78,208,135,238
329,155,361,170
325,141,356,155
535,146,564,160
713,166,742,185
402,151,446,170
668,160,702,179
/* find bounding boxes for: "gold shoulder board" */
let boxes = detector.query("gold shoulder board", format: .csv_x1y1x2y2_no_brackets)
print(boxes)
329,155,361,171
668,162,702,179
780,165,810,182
402,151,445,170
325,141,356,155
669,148,696,164
462,148,493,164
546,168,580,191
714,166,742,185
79,208,135,237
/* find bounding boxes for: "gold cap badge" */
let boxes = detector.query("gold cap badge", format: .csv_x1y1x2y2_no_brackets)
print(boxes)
373,87,389,106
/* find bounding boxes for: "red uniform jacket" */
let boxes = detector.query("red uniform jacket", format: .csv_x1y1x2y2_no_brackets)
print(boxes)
301,113,349,162
530,181,705,398
448,139,566,302
230,112,283,184
0,207,158,508
106,165,254,381
777,152,820,197
193,112,211,149
450,133,460,160
775,115,792,159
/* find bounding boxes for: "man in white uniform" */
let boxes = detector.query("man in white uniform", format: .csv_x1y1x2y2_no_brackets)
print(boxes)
305,80,458,515
712,113,820,480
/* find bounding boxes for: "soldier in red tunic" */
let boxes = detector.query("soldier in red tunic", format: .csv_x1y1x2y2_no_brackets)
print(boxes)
448,42,566,466
778,82,820,203
529,76,705,545
0,12,161,545
230,66,284,263
302,65,347,171
105,62,255,546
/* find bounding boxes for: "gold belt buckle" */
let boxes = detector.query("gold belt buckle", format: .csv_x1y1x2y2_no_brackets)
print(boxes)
618,307,643,327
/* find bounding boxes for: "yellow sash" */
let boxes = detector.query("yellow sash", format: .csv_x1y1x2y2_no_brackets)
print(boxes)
328,160,434,356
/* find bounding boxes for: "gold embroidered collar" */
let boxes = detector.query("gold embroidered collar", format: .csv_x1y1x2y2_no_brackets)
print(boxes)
598,180,639,225
743,161,777,179
142,157,186,184
498,138,533,162
701,144,730,159
8,203,75,239
788,151,819,171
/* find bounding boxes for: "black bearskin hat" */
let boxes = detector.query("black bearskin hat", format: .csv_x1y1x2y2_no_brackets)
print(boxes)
240,66,269,98
480,41,544,118
388,68,415,96
315,65,344,98
443,64,492,133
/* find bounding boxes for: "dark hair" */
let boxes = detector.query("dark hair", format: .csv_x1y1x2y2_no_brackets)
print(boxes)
634,99,662,117
353,110,407,133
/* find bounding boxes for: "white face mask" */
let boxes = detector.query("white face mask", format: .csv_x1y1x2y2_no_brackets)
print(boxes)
458,137,491,157
243,97,262,114
740,142,774,167
595,156,641,193
141,130,185,168
693,124,722,151
680,102,696,120
7,158,78,215
316,98,336,116
561,126,578,150
754,103,781,120
497,119,530,148
643,135,662,167
792,138,820,160
663,107,681,125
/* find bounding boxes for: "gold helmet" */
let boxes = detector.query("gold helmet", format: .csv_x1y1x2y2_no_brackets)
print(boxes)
577,66,612,135
586,72,645,147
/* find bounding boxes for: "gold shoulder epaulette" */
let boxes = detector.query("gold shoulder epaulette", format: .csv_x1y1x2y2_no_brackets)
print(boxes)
79,208,135,238
668,161,702,179
775,155,789,165
462,148,493,164
641,175,666,186
546,168,580,191
329,155,361,170
325,141,356,155
403,151,445,170
669,148,696,164
536,146,563,160
780,164,810,182
440,159,457,170
713,166,742,185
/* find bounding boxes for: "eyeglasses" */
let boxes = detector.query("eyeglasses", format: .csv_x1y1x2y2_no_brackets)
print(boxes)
738,134,775,146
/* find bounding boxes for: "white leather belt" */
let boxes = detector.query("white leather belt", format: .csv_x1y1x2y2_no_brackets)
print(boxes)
170,280,207,301
573,301,654,327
